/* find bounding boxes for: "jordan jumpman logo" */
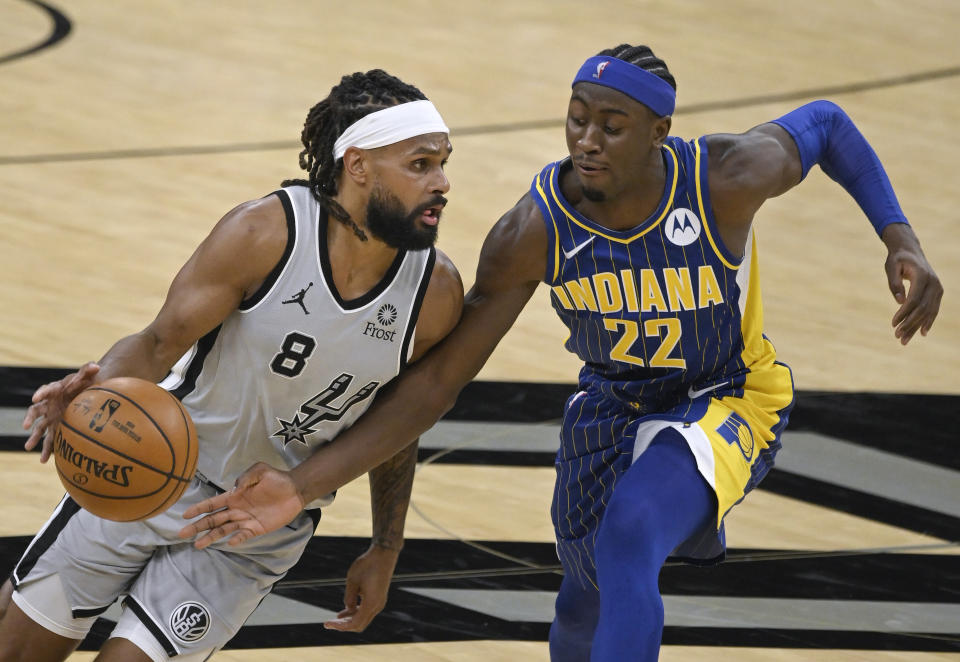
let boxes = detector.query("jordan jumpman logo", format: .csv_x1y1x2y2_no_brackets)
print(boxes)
282,282,314,315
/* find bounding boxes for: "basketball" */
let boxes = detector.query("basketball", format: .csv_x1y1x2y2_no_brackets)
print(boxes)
53,377,198,522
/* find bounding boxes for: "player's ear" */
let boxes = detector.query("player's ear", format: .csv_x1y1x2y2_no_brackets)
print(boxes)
342,147,369,185
651,115,671,149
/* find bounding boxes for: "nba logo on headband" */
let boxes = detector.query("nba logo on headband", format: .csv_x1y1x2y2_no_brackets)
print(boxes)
574,56,676,117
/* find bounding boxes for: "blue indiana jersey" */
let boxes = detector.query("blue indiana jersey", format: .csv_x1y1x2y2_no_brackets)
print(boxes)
532,135,772,414
531,136,796,582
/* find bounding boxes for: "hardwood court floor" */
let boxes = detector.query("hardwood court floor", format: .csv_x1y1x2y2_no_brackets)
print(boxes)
1,0,958,660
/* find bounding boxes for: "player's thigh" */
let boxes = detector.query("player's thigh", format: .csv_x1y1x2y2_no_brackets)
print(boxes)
95,637,153,662
0,577,12,620
117,509,316,659
0,596,81,662
13,499,153,632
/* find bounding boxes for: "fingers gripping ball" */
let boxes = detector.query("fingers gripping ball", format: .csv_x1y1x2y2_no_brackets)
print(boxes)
54,377,198,521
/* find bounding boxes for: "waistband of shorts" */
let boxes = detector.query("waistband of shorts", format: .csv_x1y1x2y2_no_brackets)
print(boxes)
194,471,227,495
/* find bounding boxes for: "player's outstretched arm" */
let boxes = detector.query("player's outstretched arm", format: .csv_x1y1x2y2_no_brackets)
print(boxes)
21,196,289,463
707,100,942,344
179,194,549,548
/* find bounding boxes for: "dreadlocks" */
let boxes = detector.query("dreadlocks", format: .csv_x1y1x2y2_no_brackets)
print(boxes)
282,70,427,241
598,44,677,91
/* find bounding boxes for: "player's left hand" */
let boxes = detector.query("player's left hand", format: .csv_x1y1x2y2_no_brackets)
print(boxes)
324,543,400,632
882,223,943,345
22,362,100,463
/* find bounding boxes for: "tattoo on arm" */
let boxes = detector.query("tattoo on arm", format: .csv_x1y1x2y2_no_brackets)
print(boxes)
368,439,419,552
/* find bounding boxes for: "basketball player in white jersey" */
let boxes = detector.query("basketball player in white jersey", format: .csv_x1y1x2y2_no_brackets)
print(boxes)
0,70,463,662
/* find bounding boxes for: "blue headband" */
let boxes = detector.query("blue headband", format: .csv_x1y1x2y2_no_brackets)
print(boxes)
572,56,676,117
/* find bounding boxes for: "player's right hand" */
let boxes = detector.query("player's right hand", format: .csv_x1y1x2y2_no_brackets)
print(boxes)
22,362,100,463
177,462,306,549
882,223,943,345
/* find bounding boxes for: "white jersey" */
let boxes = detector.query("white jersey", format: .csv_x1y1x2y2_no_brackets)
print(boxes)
160,185,435,508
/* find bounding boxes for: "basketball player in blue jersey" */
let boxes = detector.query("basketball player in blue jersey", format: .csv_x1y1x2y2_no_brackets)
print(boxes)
1,70,463,661
180,45,943,660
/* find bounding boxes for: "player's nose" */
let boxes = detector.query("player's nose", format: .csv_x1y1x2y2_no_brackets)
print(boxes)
431,168,450,195
577,124,602,153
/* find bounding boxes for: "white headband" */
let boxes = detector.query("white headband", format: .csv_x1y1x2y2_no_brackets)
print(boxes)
333,99,449,160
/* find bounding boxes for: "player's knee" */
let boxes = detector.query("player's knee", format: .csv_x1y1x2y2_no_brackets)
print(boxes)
552,577,600,644
596,494,661,562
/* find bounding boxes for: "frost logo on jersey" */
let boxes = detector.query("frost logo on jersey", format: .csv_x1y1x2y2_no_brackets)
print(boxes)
170,601,210,643
594,60,609,78
273,372,379,446
664,208,702,247
377,303,398,326
364,303,399,342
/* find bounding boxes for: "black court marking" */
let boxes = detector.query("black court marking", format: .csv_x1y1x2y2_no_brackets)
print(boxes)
0,140,298,166
760,468,960,542
51,536,959,651
0,0,71,66
1,65,959,165
2,371,958,652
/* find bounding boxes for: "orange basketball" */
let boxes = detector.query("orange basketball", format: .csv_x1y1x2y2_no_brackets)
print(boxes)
54,376,198,522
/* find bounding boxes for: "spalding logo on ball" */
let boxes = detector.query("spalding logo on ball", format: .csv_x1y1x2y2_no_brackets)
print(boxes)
54,377,198,521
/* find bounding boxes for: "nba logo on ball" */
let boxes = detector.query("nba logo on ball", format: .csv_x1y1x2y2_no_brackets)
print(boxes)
89,398,121,433
170,601,211,642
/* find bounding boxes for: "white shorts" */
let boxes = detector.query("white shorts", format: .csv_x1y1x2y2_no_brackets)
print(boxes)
11,476,316,660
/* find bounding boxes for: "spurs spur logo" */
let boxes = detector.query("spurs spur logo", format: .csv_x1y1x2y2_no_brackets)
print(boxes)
273,373,379,446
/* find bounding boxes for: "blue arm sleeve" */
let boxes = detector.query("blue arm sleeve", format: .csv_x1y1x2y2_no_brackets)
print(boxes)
771,100,908,236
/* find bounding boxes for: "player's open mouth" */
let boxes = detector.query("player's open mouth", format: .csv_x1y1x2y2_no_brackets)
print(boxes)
421,205,443,226
575,160,605,176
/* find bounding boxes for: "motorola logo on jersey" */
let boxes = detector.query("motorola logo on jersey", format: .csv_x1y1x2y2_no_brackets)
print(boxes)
169,601,211,643
664,208,702,247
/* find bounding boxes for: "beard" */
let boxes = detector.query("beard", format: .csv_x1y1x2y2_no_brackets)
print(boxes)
581,185,606,202
365,184,442,251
